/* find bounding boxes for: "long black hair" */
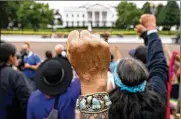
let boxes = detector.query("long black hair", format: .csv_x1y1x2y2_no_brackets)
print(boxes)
109,59,165,119
0,42,16,68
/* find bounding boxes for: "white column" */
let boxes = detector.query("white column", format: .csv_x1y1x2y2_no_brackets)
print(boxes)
92,11,95,27
106,12,109,27
99,11,102,27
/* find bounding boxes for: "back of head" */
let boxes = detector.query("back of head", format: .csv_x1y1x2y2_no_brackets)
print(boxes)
55,44,64,55
135,46,147,64
45,50,53,59
117,58,148,86
129,46,147,64
0,43,16,67
109,59,164,119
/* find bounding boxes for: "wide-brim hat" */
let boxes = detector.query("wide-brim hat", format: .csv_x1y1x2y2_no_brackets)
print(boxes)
35,57,73,96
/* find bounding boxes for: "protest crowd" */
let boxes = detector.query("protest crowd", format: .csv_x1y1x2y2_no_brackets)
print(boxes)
0,14,180,119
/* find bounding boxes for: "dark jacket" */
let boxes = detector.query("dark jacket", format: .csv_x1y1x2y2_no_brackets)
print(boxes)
147,32,168,102
0,65,31,119
144,32,168,119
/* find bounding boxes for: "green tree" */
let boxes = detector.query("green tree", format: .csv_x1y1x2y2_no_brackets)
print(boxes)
116,2,143,29
0,2,9,28
0,1,20,28
156,4,165,26
142,2,152,14
17,1,54,31
162,1,180,30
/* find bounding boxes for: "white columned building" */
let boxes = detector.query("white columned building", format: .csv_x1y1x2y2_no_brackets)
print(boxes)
62,3,117,28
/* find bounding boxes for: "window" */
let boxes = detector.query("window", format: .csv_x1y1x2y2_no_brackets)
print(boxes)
77,14,79,17
103,22,106,27
66,21,69,27
82,14,85,18
77,21,79,27
66,14,68,18
83,21,85,27
72,14,74,17
72,21,74,27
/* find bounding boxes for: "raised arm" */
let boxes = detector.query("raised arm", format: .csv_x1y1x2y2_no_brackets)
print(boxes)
140,14,168,101
67,30,110,95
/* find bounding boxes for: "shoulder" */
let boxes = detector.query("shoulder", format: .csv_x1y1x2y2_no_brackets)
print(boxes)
32,53,40,57
2,67,22,78
32,53,39,57
28,90,43,105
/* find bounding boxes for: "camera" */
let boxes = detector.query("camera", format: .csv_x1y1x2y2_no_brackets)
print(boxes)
17,50,28,70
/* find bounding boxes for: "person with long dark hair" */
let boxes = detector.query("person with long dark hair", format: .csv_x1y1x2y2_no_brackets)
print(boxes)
0,42,31,119
109,14,168,119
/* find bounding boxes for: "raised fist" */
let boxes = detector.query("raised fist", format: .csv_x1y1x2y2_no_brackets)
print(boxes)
67,30,111,94
140,14,157,30
134,24,147,36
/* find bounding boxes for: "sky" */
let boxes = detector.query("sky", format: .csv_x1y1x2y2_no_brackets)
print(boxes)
37,1,180,15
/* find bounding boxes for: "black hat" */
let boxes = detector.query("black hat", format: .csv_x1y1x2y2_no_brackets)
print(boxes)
129,46,147,64
35,57,73,96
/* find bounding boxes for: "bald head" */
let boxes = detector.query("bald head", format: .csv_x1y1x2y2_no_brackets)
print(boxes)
55,44,65,55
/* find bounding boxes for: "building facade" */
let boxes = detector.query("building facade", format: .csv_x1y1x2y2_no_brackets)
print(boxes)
62,4,117,27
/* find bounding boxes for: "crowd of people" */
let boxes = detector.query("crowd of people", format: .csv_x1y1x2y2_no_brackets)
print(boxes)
0,14,180,119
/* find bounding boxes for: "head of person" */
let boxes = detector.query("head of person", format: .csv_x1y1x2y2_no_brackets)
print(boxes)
54,44,64,56
129,46,147,64
45,50,53,59
35,57,73,96
21,42,31,56
0,42,17,67
109,58,163,119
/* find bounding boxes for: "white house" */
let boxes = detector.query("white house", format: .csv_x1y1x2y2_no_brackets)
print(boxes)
62,3,117,27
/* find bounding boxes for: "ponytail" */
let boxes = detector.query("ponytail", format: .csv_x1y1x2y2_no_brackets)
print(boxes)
109,87,165,119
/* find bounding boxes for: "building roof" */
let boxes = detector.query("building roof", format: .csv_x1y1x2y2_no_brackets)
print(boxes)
64,3,115,12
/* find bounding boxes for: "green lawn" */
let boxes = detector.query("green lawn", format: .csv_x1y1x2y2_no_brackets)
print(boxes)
1,29,179,35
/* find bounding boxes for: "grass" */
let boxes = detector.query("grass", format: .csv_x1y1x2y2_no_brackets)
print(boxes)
1,29,179,35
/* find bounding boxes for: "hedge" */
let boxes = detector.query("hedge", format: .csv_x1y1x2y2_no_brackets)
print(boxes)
1,30,179,35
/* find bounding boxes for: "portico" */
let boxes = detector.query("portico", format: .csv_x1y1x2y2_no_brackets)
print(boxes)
87,10,107,27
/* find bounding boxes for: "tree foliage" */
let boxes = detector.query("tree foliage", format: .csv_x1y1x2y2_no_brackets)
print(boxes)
116,2,143,29
17,1,54,31
0,1,20,28
156,4,165,26
161,1,180,30
142,2,152,14
0,1,56,31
